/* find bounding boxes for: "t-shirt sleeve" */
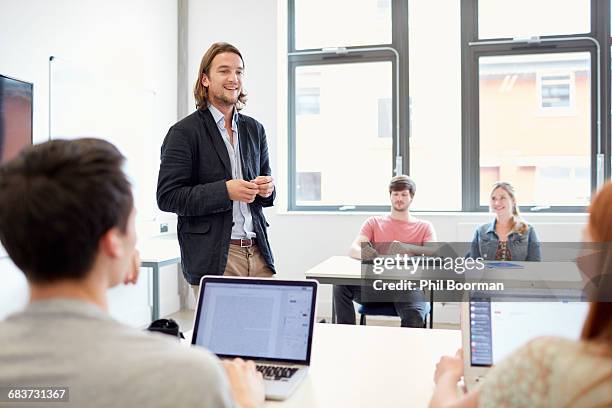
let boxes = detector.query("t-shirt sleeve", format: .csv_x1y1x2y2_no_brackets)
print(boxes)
359,218,375,241
423,221,437,242
478,337,554,408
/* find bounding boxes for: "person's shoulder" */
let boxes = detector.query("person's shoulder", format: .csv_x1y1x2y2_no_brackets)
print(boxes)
476,221,494,235
163,111,212,147
358,216,386,236
511,336,591,369
527,336,610,360
486,337,566,383
171,110,204,131
0,314,24,341
119,329,226,380
525,336,573,353
525,222,538,235
121,333,232,406
410,216,433,228
237,112,260,125
368,215,387,222
238,112,266,132
364,215,387,226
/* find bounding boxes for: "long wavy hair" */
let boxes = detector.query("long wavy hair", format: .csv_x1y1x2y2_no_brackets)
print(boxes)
490,181,528,235
581,181,612,342
563,182,612,408
193,42,248,111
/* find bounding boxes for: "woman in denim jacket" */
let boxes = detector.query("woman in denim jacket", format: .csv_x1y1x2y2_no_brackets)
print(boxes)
469,181,541,261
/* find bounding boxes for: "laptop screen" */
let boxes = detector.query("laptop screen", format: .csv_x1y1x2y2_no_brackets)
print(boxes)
469,297,588,366
192,278,316,364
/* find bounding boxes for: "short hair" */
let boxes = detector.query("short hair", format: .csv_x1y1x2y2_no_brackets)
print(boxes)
0,138,133,284
193,42,248,111
389,175,416,198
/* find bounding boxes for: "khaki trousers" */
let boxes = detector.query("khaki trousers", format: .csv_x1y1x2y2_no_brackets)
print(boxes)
191,243,273,300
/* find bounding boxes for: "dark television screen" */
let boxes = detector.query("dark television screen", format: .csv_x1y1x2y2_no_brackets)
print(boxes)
0,74,33,164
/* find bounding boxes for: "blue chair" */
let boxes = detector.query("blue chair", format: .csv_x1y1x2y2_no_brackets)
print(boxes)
357,295,434,328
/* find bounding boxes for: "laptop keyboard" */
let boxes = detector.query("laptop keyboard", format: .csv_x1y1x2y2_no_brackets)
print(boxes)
256,365,298,381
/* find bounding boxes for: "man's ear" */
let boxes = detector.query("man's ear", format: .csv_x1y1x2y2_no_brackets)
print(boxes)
99,228,123,259
201,73,210,88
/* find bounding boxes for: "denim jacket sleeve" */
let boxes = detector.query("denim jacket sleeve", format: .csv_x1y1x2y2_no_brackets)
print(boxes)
468,228,482,259
526,226,542,261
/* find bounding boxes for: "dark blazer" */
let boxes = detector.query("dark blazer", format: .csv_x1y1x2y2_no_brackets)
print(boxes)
156,108,275,285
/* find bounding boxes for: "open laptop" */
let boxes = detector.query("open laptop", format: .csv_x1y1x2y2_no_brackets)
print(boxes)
461,293,589,390
191,276,318,400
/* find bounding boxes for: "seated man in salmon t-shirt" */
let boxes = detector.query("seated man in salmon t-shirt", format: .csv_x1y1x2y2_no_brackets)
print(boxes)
333,175,437,328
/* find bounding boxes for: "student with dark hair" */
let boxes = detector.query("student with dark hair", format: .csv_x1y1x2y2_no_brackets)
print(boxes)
0,139,264,408
333,175,436,328
430,182,612,408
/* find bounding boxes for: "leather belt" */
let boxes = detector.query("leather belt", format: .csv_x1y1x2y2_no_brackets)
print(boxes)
230,238,257,248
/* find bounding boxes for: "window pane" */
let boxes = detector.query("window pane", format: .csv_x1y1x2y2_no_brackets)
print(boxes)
408,0,462,211
294,0,391,50
479,0,590,39
479,53,591,207
294,62,392,207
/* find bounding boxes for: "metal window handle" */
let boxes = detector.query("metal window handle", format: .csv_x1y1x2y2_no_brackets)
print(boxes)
596,153,604,189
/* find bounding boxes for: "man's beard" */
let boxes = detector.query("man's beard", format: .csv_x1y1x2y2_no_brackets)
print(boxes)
392,203,408,212
212,90,239,106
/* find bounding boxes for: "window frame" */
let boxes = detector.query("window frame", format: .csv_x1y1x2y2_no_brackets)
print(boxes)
287,0,612,213
287,0,409,212
461,0,611,213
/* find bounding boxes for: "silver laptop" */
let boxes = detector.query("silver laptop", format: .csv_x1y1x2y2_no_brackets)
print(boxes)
191,276,318,400
461,293,588,390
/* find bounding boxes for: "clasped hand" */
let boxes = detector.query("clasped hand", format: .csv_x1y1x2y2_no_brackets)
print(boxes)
227,176,274,203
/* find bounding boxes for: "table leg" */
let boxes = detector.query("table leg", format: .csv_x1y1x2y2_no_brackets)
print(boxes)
429,289,434,329
331,291,337,323
152,264,160,321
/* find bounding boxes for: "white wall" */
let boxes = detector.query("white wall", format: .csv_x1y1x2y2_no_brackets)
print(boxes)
187,0,589,321
0,0,178,323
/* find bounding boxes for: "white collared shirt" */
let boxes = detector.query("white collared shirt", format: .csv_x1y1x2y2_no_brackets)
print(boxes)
208,104,255,239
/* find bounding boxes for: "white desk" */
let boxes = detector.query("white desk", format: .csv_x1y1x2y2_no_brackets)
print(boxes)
305,256,584,288
304,256,363,285
138,237,181,321
187,323,460,408
305,256,586,324
305,256,435,325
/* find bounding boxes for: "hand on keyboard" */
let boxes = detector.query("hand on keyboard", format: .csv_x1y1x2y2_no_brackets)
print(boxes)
256,365,298,381
223,358,265,408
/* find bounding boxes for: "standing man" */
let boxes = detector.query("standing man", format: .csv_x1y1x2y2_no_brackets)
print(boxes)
334,175,436,328
157,42,275,295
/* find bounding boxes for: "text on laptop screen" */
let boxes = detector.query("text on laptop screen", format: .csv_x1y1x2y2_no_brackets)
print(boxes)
470,300,588,366
194,282,314,362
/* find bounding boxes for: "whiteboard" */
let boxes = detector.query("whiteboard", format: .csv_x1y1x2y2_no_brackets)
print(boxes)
49,56,161,221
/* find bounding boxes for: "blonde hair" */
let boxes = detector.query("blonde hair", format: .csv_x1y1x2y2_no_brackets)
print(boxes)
193,42,248,111
491,181,528,235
